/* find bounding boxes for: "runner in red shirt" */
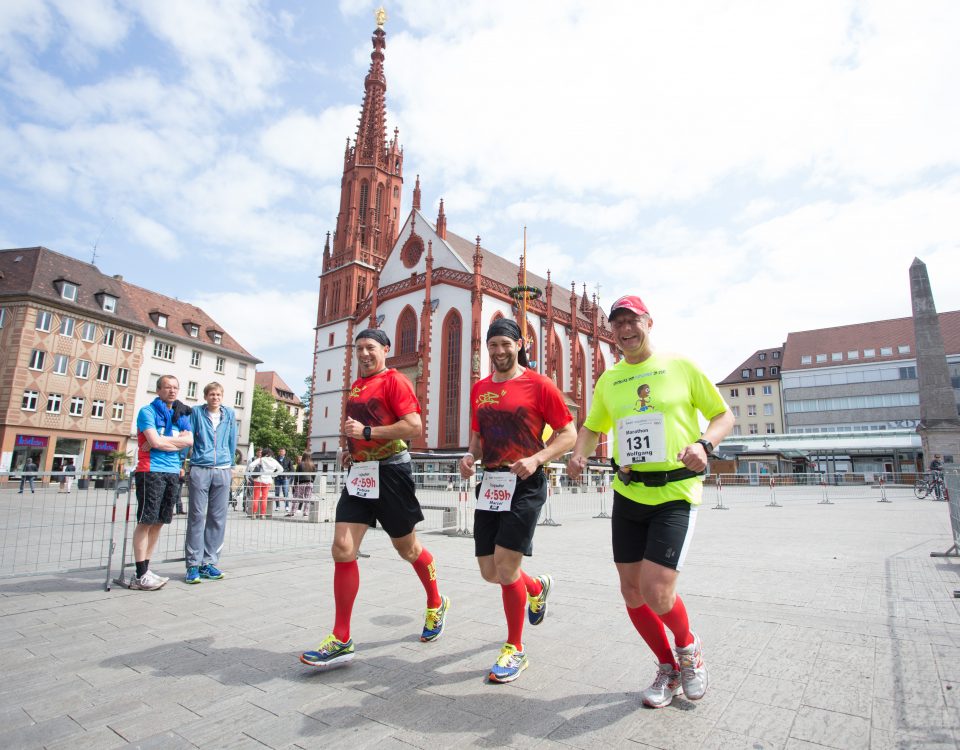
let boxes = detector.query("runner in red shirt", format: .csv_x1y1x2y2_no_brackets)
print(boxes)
459,319,576,683
301,329,448,669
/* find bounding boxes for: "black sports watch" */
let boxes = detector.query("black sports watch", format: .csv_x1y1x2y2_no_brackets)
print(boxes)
363,425,372,441
695,438,714,455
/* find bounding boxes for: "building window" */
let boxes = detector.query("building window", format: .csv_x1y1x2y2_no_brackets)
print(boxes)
47,393,62,413
831,352,842,361
747,405,757,416
187,381,198,399
847,350,859,360
0,307,5,328
22,390,39,411
117,367,129,386
741,368,750,378
801,355,812,365
121,332,135,351
189,324,199,337
148,373,161,393
61,281,78,301
773,351,780,359
52,354,68,375
80,322,97,342
762,385,772,395
770,366,778,375
69,396,85,416
766,423,775,434
899,366,917,379
28,349,46,370
815,354,827,363
76,359,91,378
91,400,105,419
212,332,222,345
731,405,740,417
880,346,893,356
440,311,462,447
755,367,765,377
238,363,247,379
235,391,244,408
215,356,225,374
898,345,910,354
397,307,417,355
97,364,110,382
763,403,774,416
101,295,117,313
157,313,168,329
732,424,742,436
328,332,334,346
36,310,52,331
758,353,766,360
111,403,125,420
748,423,758,434
191,350,201,367
864,348,876,358
59,316,75,337
153,341,175,361
729,388,738,398
103,328,116,346
746,386,755,396
326,369,331,381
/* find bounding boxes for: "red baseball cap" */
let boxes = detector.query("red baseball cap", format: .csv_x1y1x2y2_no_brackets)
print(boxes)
609,295,650,317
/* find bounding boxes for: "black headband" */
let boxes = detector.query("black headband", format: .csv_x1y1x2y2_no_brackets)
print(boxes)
486,319,522,342
356,328,390,347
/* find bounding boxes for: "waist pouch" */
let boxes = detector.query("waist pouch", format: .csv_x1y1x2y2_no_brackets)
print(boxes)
611,459,703,488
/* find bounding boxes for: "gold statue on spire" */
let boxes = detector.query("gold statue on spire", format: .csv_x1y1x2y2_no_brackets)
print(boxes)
375,7,387,28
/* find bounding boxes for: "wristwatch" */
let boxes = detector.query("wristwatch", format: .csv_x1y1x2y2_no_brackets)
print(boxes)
363,425,372,441
695,438,714,455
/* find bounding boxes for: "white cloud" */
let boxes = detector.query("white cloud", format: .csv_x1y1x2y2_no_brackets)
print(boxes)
260,107,360,179
122,210,180,259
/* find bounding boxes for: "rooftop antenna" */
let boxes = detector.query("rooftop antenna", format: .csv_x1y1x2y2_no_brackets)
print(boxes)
90,216,114,265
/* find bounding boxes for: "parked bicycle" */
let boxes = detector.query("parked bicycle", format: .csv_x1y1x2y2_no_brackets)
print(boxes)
914,473,945,500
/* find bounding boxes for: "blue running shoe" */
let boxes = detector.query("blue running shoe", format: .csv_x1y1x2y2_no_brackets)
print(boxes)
488,643,528,683
184,566,201,584
421,595,449,642
199,563,224,580
300,634,355,669
527,574,553,626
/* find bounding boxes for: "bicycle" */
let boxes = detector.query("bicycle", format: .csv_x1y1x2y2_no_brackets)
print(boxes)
914,475,945,500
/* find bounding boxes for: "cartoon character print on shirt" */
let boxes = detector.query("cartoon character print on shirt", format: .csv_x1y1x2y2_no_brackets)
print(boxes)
476,400,543,468
634,383,655,412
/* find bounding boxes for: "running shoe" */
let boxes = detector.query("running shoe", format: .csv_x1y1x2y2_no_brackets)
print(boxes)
527,574,553,626
640,662,683,708
129,570,167,590
199,563,224,580
184,566,201,584
300,634,355,669
488,643,528,683
420,595,450,642
675,633,708,700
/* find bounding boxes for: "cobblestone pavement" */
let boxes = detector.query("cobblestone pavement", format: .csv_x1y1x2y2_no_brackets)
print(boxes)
0,490,957,749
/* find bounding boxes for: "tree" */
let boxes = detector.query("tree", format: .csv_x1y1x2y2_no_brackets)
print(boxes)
250,384,307,457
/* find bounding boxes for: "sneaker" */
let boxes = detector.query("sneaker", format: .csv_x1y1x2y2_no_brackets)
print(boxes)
641,662,683,708
300,634,355,669
129,571,167,591
199,563,224,580
527,574,553,626
185,566,201,584
421,595,450,642
675,633,708,700
488,643,528,683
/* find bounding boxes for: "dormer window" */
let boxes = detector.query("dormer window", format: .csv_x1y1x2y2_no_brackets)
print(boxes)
208,329,223,345
157,314,168,329
100,294,117,313
58,280,79,301
187,324,199,338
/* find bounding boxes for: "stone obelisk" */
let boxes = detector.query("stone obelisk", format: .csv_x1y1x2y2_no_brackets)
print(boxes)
909,258,960,466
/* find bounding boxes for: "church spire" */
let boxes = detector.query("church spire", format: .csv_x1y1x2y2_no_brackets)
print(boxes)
413,174,421,211
436,198,446,240
355,23,389,167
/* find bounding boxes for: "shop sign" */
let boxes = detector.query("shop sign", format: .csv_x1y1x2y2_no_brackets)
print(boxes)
93,440,119,452
16,435,48,448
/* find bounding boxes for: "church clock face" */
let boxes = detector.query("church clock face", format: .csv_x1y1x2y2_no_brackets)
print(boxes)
400,235,424,268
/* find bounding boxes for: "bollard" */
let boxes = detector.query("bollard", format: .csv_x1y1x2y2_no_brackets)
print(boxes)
877,474,891,503
712,474,728,510
766,476,781,507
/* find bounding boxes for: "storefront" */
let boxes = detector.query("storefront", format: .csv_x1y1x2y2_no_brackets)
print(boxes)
89,439,120,472
11,434,49,475
51,437,85,476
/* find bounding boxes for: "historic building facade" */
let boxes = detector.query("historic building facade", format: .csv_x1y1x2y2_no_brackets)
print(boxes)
309,22,618,462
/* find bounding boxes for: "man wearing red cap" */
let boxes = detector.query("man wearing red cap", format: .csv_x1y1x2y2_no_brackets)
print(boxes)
568,295,733,708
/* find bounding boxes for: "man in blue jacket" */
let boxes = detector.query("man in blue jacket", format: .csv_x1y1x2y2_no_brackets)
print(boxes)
184,382,238,584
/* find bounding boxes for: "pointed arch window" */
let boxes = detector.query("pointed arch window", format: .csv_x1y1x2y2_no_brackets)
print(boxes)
440,311,462,447
550,330,564,390
358,180,370,247
397,307,417,355
523,319,538,370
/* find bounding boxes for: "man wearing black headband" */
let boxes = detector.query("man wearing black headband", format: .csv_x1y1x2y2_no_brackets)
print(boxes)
459,318,576,683
301,328,448,669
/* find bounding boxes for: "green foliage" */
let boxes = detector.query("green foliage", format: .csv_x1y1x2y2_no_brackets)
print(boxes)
250,384,307,457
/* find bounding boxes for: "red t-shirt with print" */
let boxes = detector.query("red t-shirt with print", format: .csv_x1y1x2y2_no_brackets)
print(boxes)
346,369,421,461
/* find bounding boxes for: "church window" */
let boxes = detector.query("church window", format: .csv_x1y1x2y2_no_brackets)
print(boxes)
359,180,369,247
397,308,417,354
441,311,462,447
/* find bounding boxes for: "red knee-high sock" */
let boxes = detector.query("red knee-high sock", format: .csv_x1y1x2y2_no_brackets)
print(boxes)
412,548,441,609
332,560,360,643
627,604,677,668
501,578,527,651
658,595,693,648
518,569,542,598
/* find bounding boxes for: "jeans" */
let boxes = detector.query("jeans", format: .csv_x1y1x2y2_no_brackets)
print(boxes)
19,476,35,493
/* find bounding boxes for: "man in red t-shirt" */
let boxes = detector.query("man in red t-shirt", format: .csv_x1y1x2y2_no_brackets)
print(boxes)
459,319,576,683
301,329,448,669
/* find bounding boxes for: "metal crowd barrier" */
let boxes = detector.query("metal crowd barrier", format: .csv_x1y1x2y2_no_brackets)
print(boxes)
930,467,959,562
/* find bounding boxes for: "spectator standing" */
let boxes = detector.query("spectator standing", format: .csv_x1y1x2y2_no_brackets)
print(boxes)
248,448,283,518
18,457,38,494
61,460,76,494
289,453,316,516
184,382,238,584
929,454,945,501
274,447,294,512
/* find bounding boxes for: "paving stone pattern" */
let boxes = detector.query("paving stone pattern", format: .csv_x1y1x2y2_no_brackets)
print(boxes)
0,490,958,749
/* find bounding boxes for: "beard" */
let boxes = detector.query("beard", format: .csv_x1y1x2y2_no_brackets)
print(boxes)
492,353,518,373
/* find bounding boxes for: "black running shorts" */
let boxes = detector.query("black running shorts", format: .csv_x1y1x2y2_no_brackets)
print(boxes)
611,494,697,570
473,469,546,557
135,471,181,525
335,461,424,538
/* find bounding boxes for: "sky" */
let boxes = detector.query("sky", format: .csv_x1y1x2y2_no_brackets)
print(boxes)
2,0,959,396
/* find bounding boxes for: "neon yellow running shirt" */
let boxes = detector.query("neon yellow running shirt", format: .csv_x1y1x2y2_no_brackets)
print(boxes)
583,352,728,506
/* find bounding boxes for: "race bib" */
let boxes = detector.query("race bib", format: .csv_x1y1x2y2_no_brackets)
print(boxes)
347,461,380,499
477,472,517,512
616,413,666,465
